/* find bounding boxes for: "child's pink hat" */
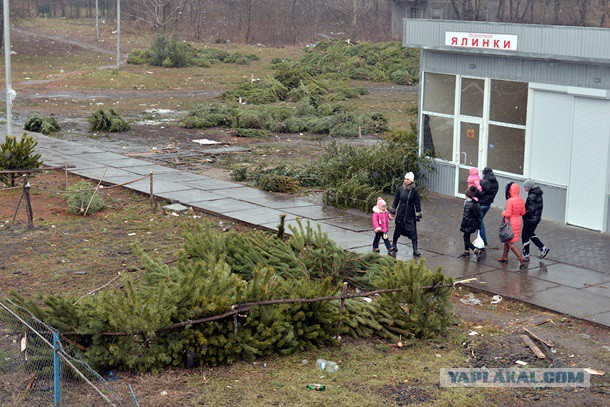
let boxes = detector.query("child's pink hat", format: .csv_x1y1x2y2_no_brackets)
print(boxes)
377,197,386,207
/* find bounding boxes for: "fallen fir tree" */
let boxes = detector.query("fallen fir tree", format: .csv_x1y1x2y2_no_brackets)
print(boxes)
11,219,453,373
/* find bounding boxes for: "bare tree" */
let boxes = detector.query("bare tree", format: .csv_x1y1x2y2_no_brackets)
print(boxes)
325,0,374,38
125,0,197,30
601,0,609,26
450,0,489,21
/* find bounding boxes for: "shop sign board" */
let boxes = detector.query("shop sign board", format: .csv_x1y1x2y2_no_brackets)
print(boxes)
445,32,518,51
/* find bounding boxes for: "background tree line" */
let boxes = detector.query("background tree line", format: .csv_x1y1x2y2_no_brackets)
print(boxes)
2,0,609,47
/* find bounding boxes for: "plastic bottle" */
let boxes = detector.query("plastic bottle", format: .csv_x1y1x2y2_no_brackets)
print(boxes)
316,358,327,371
316,358,339,372
306,384,326,391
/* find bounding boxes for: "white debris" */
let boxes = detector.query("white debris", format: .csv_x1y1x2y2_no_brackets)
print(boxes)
460,293,482,306
490,295,503,304
192,138,220,145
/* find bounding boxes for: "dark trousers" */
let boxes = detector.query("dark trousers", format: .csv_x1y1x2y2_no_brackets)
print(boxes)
392,229,417,249
521,222,544,255
463,232,476,252
479,205,491,244
373,232,392,251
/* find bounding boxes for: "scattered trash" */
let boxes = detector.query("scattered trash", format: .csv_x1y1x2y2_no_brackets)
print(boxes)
468,331,478,336
192,138,220,145
128,233,136,236
515,360,528,366
579,333,590,339
453,278,477,286
74,271,87,275
583,368,605,376
460,293,482,306
316,358,339,372
302,359,308,365
490,295,503,304
107,371,118,382
160,390,168,396
306,384,326,391
435,354,442,358
397,335,403,348
602,346,610,352
362,297,372,303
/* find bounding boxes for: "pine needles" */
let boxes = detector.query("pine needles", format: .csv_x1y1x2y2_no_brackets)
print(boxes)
11,220,453,372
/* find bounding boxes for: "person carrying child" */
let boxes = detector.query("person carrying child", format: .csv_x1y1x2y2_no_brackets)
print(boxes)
458,186,482,261
372,197,393,254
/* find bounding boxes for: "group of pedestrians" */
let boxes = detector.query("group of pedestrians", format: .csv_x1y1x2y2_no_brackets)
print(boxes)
371,172,422,258
371,167,550,267
458,168,550,268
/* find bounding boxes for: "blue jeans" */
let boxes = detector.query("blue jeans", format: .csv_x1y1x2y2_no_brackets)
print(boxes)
479,205,491,244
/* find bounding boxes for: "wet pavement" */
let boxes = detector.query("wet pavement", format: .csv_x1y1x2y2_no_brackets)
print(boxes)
17,133,610,328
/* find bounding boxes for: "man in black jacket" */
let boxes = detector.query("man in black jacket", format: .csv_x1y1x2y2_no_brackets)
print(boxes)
475,167,499,247
522,179,550,260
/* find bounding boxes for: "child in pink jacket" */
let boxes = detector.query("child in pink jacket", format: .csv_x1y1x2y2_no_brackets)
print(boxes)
372,197,393,254
467,168,482,192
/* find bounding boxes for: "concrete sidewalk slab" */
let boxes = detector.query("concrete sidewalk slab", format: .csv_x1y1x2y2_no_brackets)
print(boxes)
195,199,263,214
20,131,610,328
183,178,243,191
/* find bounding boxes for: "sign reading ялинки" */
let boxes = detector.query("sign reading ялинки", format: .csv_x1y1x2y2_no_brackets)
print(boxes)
445,31,518,51
440,368,590,388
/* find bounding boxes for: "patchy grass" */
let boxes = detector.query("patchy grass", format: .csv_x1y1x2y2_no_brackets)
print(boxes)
1,170,608,405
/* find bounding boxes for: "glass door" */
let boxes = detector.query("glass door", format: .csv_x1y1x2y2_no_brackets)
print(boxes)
455,77,486,196
456,120,483,196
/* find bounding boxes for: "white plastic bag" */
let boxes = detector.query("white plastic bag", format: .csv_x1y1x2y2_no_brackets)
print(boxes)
473,231,485,249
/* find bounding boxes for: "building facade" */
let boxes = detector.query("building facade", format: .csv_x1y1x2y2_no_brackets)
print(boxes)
404,19,610,233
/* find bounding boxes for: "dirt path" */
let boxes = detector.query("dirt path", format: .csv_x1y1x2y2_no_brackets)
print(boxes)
16,89,220,101
13,27,117,56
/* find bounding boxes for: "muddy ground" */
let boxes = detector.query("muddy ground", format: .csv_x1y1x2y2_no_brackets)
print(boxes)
1,20,608,406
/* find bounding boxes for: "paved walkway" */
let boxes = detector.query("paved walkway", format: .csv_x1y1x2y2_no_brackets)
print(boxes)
20,133,610,328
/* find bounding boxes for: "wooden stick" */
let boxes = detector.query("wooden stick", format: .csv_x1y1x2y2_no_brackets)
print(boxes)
84,166,108,216
520,334,546,358
74,273,122,305
65,162,68,189
12,188,24,222
23,177,34,228
149,171,154,209
453,278,477,286
337,282,348,331
524,327,554,348
65,283,454,336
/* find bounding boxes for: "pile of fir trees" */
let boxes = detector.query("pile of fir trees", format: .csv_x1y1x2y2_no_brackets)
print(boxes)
11,219,453,373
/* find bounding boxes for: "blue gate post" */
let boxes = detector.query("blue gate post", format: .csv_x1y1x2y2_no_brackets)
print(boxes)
53,331,61,406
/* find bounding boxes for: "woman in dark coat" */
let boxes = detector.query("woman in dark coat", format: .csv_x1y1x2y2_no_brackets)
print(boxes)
459,186,482,260
390,172,422,257
521,179,549,260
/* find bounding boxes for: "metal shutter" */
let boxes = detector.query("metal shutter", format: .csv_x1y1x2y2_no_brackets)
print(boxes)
529,91,573,186
566,97,610,231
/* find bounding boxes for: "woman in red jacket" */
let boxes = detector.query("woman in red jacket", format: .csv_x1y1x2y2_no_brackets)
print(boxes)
499,182,527,269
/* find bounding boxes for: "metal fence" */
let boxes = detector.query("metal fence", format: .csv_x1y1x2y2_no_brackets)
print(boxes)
0,294,137,406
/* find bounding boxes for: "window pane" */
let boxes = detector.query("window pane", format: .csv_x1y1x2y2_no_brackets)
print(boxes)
459,121,479,167
423,114,454,161
487,125,525,175
490,80,528,125
460,78,484,117
423,72,456,115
